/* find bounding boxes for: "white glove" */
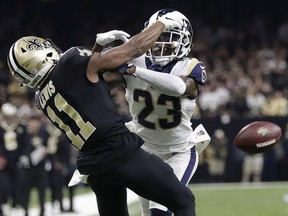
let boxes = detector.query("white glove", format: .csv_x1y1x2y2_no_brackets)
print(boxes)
96,30,130,46
68,169,88,187
158,11,183,30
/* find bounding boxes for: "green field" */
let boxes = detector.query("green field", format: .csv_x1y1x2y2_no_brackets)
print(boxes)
128,182,288,216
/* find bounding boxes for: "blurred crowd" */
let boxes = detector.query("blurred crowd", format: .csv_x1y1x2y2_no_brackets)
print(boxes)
1,1,287,120
0,0,288,215
192,18,288,119
0,103,77,216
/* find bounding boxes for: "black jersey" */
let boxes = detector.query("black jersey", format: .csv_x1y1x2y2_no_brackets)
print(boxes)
36,47,143,174
36,47,128,150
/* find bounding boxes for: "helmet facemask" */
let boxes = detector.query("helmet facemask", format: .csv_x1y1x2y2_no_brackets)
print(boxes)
145,9,193,67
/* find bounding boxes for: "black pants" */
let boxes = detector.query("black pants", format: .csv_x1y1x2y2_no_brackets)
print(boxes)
21,165,47,216
88,148,196,216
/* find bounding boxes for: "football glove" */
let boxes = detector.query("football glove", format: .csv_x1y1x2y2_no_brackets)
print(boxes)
116,63,134,75
96,30,130,46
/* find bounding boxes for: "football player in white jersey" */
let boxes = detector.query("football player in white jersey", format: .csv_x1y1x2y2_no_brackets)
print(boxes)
69,8,210,216
100,9,211,216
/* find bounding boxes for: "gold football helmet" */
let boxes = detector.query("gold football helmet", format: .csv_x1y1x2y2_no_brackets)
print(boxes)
7,36,62,88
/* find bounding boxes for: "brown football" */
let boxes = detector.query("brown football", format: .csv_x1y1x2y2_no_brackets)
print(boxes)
234,121,282,154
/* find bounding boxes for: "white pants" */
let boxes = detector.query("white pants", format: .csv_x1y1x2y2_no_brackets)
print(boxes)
139,146,199,216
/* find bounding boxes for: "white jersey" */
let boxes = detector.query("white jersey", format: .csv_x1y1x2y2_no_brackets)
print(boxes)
124,55,205,154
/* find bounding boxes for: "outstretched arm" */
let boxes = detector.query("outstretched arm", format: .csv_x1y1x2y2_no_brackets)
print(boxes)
87,11,183,80
87,21,165,82
103,65,198,98
129,66,198,98
88,21,165,74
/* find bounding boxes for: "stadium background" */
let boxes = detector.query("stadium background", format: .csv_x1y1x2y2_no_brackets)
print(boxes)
1,0,288,183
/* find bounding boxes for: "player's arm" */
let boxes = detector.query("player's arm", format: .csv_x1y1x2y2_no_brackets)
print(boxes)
88,22,164,74
121,66,198,98
102,64,202,98
102,65,189,96
181,76,198,98
122,58,207,98
87,12,183,81
86,22,164,82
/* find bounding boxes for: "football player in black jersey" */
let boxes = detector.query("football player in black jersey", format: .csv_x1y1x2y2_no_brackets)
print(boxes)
7,11,196,216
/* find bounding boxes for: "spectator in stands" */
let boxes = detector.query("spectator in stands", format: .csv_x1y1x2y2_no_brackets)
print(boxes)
19,115,49,216
206,129,228,182
242,154,264,183
0,103,28,215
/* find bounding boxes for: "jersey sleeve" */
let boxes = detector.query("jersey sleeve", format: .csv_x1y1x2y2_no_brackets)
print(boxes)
186,58,207,85
61,46,92,66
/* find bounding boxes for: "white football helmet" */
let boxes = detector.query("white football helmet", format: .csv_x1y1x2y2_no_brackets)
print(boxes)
145,9,193,66
7,36,62,88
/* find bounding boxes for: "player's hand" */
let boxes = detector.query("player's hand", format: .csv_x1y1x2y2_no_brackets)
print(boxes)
96,30,130,46
116,63,135,75
157,11,183,30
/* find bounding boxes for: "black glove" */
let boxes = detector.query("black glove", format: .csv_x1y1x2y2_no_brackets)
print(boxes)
116,63,134,75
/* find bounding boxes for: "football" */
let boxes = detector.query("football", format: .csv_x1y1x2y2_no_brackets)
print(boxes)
234,121,282,154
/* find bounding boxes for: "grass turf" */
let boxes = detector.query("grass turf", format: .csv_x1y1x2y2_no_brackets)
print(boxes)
128,182,288,216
